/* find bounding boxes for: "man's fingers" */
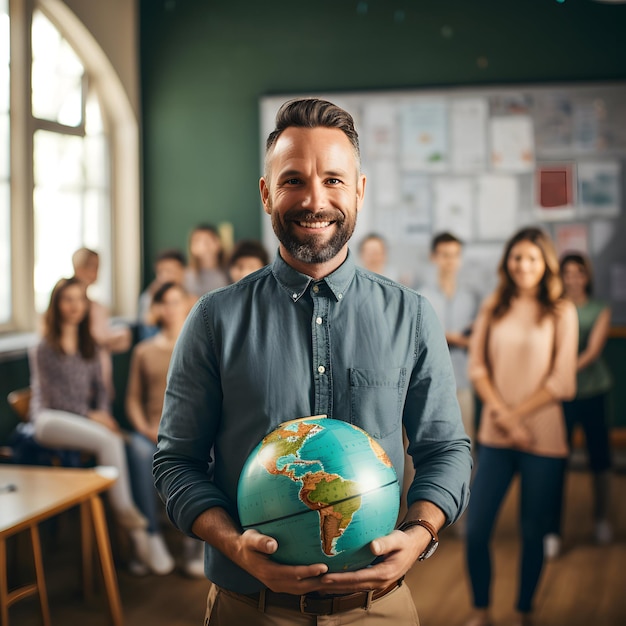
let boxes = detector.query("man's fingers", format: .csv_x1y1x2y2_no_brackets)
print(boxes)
242,529,278,554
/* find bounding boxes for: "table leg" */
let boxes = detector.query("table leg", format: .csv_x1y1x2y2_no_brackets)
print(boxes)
0,537,9,626
29,525,51,626
89,495,124,626
80,502,94,601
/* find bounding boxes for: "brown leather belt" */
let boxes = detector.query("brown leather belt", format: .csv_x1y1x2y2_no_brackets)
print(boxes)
244,578,403,615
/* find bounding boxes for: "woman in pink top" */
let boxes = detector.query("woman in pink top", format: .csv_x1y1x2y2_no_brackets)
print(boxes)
463,228,578,626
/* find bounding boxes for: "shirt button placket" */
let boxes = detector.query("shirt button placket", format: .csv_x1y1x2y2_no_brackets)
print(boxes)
312,284,331,417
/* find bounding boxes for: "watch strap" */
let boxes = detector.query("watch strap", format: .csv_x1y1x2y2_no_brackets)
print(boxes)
396,519,439,561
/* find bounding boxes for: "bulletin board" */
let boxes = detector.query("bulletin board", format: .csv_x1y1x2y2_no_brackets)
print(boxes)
260,83,626,324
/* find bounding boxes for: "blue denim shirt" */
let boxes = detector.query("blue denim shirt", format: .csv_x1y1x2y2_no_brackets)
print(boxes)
154,251,471,593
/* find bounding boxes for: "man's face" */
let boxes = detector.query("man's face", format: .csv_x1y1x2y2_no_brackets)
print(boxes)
260,127,365,268
431,241,462,276
156,259,185,286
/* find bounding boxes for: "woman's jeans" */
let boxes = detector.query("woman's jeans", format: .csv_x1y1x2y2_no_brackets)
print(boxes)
466,445,564,613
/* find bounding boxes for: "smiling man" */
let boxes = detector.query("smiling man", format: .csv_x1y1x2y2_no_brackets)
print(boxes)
154,99,471,626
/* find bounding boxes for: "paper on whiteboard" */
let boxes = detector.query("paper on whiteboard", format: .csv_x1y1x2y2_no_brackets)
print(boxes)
401,172,431,227
590,220,614,256
579,161,621,218
433,177,473,240
450,98,488,172
401,100,448,172
476,175,518,240
490,116,534,172
362,102,397,159
555,223,588,256
372,159,400,207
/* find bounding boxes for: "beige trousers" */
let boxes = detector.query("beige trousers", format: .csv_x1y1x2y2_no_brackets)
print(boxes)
204,582,420,626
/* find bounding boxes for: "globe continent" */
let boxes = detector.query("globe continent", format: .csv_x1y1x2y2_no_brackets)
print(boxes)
237,416,400,572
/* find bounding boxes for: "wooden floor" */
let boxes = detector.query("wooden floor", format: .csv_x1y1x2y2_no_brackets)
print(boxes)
7,467,626,626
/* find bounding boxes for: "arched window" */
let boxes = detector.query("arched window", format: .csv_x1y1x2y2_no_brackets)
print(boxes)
1,0,140,334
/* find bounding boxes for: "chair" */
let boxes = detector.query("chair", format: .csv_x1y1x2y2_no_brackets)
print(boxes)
5,388,86,467
1,389,32,462
7,388,31,422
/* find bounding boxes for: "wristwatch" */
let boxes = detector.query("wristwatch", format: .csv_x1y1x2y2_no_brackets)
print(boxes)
396,519,439,561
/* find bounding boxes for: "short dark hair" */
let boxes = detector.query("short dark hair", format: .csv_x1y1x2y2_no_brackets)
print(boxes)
152,281,186,305
228,240,269,268
431,232,463,253
155,248,186,267
265,98,360,174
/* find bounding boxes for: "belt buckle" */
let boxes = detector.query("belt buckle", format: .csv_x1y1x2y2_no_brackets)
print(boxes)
299,594,315,615
364,589,374,610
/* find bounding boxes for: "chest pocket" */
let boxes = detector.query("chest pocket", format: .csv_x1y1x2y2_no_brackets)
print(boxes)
349,367,407,439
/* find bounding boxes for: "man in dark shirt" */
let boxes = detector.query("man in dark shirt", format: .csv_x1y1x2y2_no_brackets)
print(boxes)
155,98,471,625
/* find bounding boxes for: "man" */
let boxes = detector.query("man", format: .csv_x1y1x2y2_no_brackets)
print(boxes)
419,232,479,444
137,248,187,340
357,232,397,280
154,99,471,625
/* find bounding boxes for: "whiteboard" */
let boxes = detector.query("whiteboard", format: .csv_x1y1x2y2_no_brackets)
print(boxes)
260,82,626,323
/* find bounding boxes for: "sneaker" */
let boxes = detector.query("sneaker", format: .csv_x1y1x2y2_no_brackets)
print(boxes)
594,520,613,545
181,536,205,579
543,533,561,560
147,533,176,575
127,558,149,577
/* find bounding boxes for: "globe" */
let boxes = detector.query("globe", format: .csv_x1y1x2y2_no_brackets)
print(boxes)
237,416,400,572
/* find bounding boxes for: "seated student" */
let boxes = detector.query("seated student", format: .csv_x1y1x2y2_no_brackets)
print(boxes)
126,282,203,577
29,277,154,571
227,239,269,283
72,247,132,397
184,223,229,298
137,248,186,341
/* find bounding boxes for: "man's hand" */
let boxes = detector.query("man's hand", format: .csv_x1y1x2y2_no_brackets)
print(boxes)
317,525,428,594
231,529,329,594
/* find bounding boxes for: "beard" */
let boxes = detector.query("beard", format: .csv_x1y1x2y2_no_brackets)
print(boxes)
271,206,357,265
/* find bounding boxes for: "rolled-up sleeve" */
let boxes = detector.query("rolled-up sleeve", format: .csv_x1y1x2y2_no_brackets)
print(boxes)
544,300,578,401
404,298,472,525
467,297,493,385
153,301,232,536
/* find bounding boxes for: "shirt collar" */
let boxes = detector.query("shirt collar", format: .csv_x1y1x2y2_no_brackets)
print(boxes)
272,249,356,303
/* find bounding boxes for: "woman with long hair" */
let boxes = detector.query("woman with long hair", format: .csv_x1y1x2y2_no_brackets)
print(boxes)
29,277,154,570
463,227,578,626
184,223,228,298
544,252,613,558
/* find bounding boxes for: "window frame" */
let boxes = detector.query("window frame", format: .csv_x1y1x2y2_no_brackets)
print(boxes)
3,0,140,336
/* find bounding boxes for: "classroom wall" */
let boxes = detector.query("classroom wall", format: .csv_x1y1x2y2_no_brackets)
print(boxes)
140,0,626,272
3,1,626,445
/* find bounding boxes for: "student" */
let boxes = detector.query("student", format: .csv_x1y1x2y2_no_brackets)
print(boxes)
126,281,202,576
419,232,478,444
464,227,578,626
357,232,397,280
29,277,153,570
72,247,132,397
544,252,614,558
137,248,187,340
184,223,229,298
227,239,270,283
154,98,471,625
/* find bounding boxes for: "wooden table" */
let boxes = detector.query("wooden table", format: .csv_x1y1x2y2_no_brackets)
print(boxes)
0,465,123,626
